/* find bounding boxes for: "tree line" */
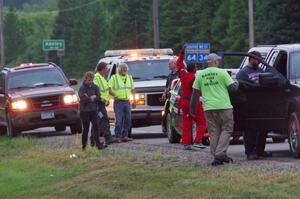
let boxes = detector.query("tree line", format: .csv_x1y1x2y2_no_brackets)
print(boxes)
4,0,300,77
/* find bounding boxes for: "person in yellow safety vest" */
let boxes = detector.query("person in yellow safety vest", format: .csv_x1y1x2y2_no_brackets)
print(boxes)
93,62,120,145
108,63,135,142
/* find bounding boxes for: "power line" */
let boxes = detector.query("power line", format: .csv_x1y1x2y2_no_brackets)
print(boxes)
7,0,102,15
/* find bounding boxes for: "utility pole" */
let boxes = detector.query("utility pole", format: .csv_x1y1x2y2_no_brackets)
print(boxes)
248,0,254,48
0,0,4,66
153,0,160,49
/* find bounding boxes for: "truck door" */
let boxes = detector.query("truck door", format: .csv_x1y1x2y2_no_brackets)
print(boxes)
233,50,289,132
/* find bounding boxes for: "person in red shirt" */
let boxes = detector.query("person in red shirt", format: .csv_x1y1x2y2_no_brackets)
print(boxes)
177,46,207,150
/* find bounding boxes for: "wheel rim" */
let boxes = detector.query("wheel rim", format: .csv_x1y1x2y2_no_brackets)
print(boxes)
289,117,298,152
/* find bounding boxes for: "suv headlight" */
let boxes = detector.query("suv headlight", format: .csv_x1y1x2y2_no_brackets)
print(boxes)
129,93,145,105
63,94,78,104
11,100,28,110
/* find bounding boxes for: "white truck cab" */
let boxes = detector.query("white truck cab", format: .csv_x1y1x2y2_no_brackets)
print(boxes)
97,48,175,127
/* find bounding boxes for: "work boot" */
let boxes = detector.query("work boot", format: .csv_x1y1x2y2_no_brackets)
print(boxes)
257,151,272,159
90,136,95,147
247,154,259,160
105,137,121,145
183,145,193,151
97,143,107,150
211,159,223,166
193,142,206,149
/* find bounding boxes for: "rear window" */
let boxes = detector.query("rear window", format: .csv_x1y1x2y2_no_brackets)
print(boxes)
8,68,67,90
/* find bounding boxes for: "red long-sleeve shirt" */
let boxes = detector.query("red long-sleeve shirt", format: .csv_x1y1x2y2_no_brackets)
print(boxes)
176,49,200,99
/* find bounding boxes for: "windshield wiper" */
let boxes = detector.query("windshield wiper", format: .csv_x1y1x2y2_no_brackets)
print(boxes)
132,77,142,80
9,86,36,90
153,75,168,79
34,82,64,87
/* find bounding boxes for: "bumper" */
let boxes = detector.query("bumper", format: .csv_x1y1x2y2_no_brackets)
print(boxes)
108,109,163,127
11,107,80,131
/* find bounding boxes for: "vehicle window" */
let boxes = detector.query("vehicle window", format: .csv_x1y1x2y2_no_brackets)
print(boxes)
0,73,5,93
268,51,280,67
126,60,170,81
273,51,287,78
290,51,300,80
7,68,67,90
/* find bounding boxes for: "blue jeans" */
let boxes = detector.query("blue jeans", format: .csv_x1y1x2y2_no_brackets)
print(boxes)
114,101,131,138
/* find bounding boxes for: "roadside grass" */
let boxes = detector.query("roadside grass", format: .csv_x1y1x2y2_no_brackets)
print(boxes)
1,137,300,199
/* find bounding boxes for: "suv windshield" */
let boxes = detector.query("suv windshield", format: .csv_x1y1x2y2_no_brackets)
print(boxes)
8,68,67,90
126,60,170,81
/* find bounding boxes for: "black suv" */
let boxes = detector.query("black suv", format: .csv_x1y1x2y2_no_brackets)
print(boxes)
0,63,82,137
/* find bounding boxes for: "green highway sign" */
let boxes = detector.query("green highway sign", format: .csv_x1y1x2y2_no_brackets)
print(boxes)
43,40,65,51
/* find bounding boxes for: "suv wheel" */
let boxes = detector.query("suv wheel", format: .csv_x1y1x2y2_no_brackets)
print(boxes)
55,125,66,132
288,112,300,158
7,116,19,137
167,113,181,143
0,126,7,136
70,120,82,134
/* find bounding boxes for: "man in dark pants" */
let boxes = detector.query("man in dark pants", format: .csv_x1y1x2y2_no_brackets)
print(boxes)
162,58,178,132
236,51,271,160
79,71,106,151
94,62,119,145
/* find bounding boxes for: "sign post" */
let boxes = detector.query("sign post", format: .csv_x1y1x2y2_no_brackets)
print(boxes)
42,39,65,64
185,43,210,63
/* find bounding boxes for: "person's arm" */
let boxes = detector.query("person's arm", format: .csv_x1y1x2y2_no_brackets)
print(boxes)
108,75,116,98
94,84,101,102
190,89,200,116
227,81,239,92
78,85,91,103
177,47,186,77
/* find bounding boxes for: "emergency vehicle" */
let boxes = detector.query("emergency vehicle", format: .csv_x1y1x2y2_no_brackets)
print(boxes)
97,48,175,127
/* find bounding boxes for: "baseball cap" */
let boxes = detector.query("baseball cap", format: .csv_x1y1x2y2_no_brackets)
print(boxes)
249,51,262,59
207,53,221,62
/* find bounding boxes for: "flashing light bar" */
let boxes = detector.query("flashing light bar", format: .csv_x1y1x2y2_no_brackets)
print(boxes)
104,48,173,57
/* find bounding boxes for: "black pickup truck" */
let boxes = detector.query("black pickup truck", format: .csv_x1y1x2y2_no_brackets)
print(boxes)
223,44,300,158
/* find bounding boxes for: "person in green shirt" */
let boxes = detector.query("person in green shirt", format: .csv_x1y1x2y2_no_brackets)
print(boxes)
190,53,238,166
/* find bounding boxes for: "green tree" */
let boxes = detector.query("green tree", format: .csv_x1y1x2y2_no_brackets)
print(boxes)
4,5,26,64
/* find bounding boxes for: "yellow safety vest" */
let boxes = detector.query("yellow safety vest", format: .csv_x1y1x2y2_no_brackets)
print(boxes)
109,74,134,100
93,73,110,102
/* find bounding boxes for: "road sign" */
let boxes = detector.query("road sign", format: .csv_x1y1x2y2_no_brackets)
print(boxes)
43,40,65,51
185,43,210,63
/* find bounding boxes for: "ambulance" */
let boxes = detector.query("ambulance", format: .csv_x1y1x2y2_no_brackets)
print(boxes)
97,48,175,127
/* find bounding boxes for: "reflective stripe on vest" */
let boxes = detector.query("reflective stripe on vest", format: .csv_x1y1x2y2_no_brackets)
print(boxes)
114,74,133,90
94,73,109,101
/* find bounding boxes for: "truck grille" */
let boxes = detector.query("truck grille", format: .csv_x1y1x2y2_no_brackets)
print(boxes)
147,94,164,106
31,95,60,109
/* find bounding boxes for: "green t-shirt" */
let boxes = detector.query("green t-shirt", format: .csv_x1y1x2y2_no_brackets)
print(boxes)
193,67,234,111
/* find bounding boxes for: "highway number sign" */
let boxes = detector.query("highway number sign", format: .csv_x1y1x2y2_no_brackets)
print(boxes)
185,43,210,63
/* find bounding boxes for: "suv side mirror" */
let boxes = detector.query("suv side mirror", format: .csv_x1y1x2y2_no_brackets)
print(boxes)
69,79,78,86
259,73,279,87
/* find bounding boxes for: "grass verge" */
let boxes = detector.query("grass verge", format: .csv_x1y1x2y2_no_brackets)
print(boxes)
0,137,300,199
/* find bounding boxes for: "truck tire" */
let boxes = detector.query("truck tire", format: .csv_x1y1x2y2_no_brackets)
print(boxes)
7,116,19,137
70,121,82,134
288,112,300,158
55,125,66,132
167,114,181,143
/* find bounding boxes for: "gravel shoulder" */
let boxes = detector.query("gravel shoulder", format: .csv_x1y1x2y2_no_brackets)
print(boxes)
39,134,300,173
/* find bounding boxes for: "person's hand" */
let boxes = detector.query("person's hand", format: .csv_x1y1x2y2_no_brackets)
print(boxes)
90,95,96,101
132,101,136,109
161,93,166,102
